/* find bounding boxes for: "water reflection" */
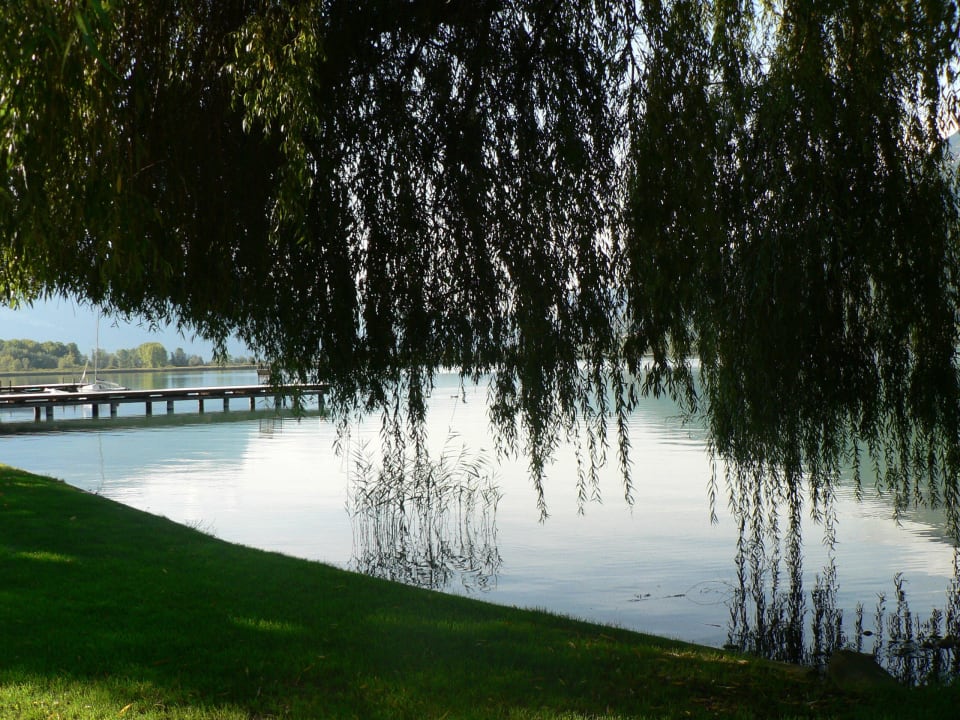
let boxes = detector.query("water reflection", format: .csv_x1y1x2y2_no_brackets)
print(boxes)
7,369,960,673
0,407,322,435
725,462,960,685
346,436,502,592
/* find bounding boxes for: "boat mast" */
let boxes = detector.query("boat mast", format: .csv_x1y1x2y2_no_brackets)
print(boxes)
93,312,100,382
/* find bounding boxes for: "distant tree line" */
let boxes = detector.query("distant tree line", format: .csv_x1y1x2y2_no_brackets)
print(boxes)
0,338,254,372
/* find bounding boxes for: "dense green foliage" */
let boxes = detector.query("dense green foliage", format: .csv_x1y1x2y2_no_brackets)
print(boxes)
0,338,210,371
0,339,83,371
2,2,960,521
6,464,959,719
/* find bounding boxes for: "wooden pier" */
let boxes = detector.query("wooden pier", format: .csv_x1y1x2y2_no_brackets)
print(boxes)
0,384,327,422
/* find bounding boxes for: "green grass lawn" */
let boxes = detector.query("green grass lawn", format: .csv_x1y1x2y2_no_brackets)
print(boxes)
1,464,957,719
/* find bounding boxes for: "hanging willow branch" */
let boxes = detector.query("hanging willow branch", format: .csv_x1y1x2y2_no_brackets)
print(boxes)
2,1,959,523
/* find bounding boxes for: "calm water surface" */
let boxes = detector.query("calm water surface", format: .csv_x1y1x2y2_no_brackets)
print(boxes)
2,369,957,650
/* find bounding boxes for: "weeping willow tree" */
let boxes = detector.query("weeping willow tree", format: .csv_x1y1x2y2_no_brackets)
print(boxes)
2,1,959,526
624,0,960,534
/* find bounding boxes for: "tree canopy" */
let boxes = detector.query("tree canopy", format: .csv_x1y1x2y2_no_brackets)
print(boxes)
0,337,215,371
2,1,960,525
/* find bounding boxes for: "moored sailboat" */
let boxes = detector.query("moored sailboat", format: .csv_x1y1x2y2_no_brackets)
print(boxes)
78,314,127,392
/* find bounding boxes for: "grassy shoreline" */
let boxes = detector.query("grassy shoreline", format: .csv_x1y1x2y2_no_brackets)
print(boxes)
1,465,956,718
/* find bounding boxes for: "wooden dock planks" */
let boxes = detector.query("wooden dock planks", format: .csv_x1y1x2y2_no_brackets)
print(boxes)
0,384,327,421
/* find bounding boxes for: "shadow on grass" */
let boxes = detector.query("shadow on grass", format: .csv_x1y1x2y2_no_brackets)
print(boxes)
1,465,951,719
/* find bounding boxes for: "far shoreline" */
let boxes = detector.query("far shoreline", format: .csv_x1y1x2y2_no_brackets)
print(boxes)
0,363,258,379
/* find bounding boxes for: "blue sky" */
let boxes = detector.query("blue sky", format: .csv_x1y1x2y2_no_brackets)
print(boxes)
0,295,249,359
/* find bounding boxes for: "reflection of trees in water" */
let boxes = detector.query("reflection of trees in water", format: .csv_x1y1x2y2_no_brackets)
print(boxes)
725,463,828,665
346,437,502,592
854,565,960,685
725,463,960,684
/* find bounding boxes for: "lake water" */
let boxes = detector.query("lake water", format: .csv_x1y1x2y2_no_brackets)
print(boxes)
2,368,958,658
